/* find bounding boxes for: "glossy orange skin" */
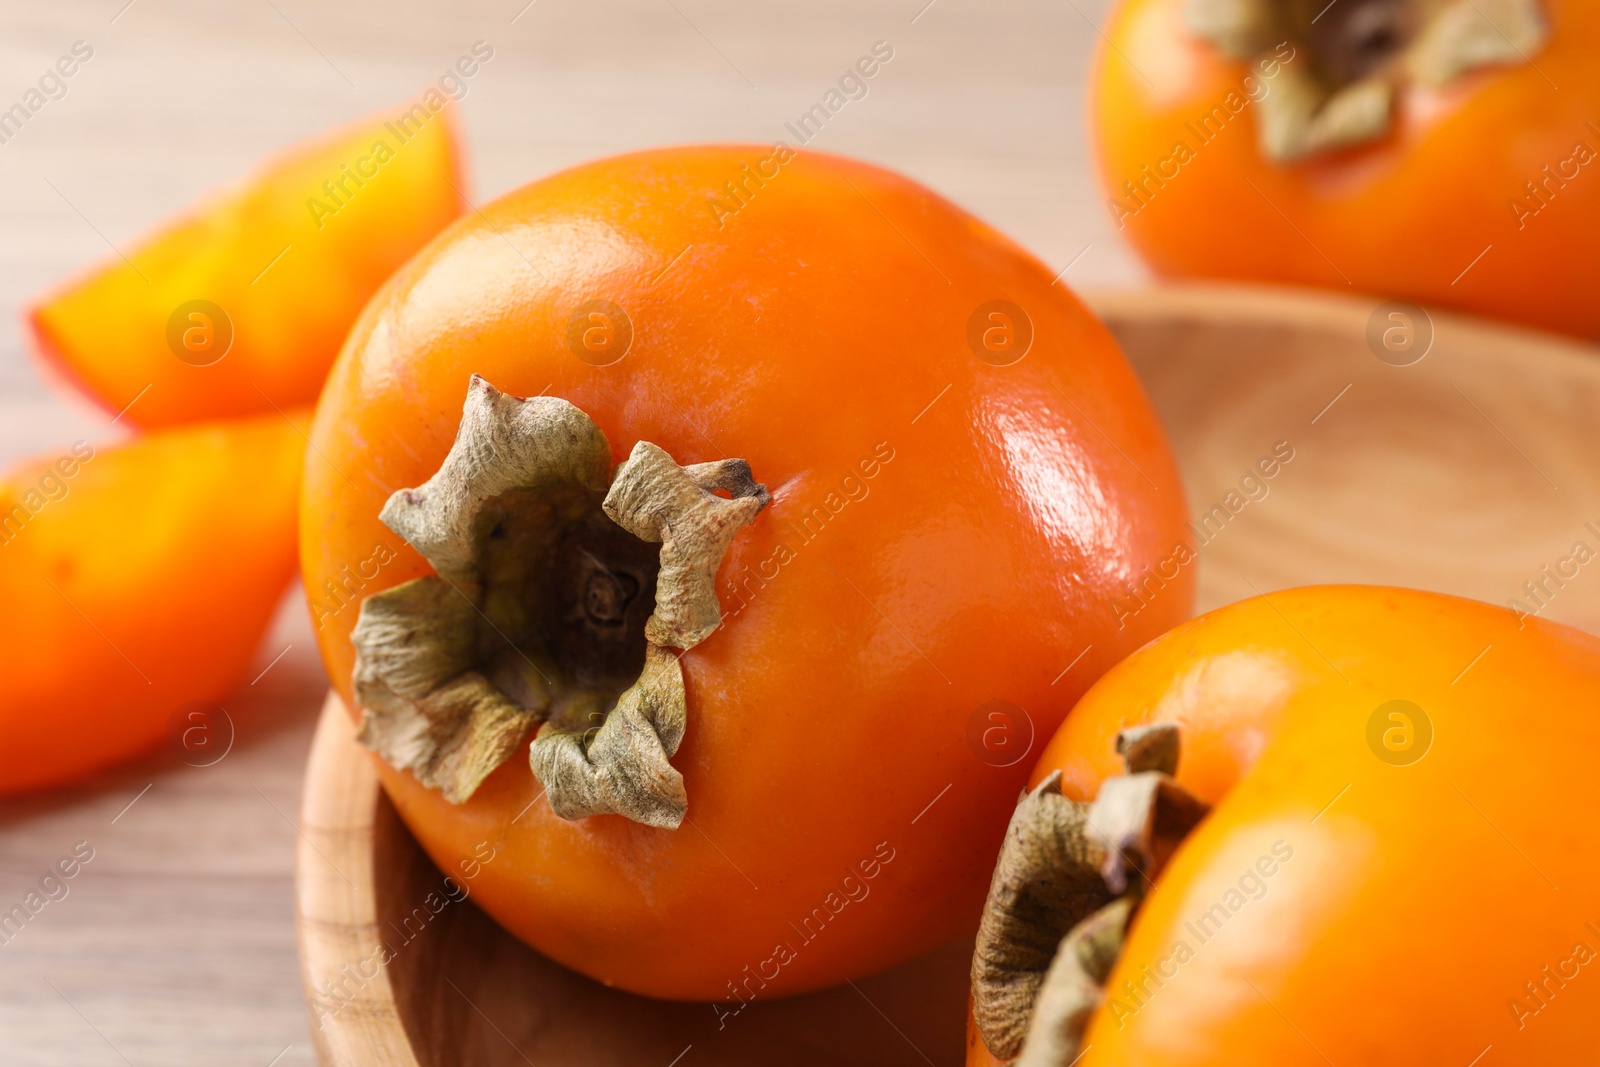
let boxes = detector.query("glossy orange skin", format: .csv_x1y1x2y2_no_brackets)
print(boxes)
967,585,1600,1065
1094,0,1600,339
28,102,463,428
0,413,304,793
301,145,1194,999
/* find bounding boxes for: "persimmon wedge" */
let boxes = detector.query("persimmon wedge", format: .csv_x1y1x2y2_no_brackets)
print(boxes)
28,100,463,428
970,585,1600,1065
0,412,305,793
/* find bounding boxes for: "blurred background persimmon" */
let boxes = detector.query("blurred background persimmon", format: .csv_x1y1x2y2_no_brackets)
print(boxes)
1094,0,1600,338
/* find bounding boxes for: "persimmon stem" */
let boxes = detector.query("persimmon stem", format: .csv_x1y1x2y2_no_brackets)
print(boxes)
971,723,1209,1064
349,376,768,828
1184,0,1548,160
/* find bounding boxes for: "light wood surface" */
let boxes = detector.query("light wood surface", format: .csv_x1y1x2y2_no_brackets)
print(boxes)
0,2,1122,1063
1098,284,1600,632
298,284,1600,1065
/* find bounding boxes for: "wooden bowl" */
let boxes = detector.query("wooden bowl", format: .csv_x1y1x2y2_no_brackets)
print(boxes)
296,283,1600,1066
1093,284,1600,631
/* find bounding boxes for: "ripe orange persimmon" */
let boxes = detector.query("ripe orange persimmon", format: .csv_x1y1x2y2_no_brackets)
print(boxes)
28,99,463,428
1093,0,1600,338
0,413,304,793
300,145,1195,1000
968,585,1600,1065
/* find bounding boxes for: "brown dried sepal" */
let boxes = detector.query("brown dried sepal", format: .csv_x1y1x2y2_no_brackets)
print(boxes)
1013,897,1135,1067
378,376,613,584
971,773,1114,1061
529,446,769,828
1087,771,1211,896
351,576,548,803
529,644,689,827
601,444,771,649
350,375,768,827
1183,0,1548,161
1115,722,1180,776
972,723,1209,1064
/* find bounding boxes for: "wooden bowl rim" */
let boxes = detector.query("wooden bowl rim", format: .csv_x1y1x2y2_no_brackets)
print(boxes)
1085,281,1599,379
297,693,423,1067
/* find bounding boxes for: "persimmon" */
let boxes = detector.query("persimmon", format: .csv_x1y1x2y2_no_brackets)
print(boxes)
300,144,1195,999
968,585,1600,1065
28,98,463,429
1093,0,1600,338
0,412,304,794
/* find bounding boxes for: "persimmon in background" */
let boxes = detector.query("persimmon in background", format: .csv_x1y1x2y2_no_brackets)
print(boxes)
301,145,1196,1000
28,101,464,428
969,585,1600,1066
1093,0,1600,339
0,413,304,794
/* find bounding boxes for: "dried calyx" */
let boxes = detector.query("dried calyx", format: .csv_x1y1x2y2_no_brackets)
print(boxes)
971,723,1209,1065
350,376,769,829
1185,0,1548,160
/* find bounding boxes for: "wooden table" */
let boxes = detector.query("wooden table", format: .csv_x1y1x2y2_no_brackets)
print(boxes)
0,1,1127,1062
